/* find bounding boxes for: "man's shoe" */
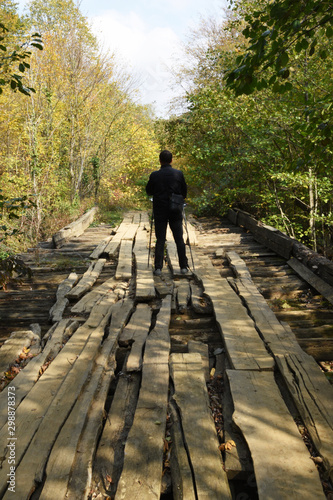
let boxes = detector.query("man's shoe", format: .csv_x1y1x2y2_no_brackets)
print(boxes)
154,269,162,276
181,268,188,275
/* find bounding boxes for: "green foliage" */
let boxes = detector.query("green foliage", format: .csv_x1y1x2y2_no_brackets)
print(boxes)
0,19,42,96
157,4,333,252
226,0,333,96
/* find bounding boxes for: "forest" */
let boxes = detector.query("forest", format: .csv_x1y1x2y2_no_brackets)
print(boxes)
1,0,332,277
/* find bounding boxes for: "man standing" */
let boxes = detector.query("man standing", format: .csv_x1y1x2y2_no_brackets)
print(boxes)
146,150,188,275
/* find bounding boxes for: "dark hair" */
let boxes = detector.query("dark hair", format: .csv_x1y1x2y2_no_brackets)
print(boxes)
159,150,172,164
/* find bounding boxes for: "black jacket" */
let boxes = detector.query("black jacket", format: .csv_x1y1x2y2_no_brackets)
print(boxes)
146,163,187,218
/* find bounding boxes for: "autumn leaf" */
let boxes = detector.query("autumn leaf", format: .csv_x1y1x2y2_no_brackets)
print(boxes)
219,440,236,452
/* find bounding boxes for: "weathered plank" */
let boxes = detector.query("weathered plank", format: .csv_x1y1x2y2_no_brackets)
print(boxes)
104,216,134,257
92,369,141,498
227,370,326,500
274,338,333,482
53,206,98,248
225,250,252,280
118,304,152,372
0,325,40,375
288,256,333,305
115,239,133,280
222,372,253,480
134,223,155,300
115,295,172,500
49,272,78,322
176,279,190,312
188,340,210,382
201,278,273,370
67,259,106,300
122,221,138,241
190,282,213,314
89,234,113,259
169,399,196,500
70,277,118,314
170,352,232,499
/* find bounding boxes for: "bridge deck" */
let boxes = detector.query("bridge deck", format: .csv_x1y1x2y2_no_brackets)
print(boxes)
0,211,332,499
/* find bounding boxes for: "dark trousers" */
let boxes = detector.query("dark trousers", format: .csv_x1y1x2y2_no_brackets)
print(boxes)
154,215,188,270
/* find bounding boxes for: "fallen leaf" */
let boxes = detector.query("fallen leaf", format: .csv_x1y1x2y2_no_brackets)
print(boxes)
219,440,236,452
105,474,113,484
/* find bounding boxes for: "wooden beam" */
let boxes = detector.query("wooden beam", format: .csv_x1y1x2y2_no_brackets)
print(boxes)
288,257,333,305
53,207,98,248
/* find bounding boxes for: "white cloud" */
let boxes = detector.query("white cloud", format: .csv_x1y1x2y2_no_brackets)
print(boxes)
91,10,183,115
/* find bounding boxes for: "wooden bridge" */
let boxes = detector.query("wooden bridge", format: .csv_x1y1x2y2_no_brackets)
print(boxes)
0,208,332,499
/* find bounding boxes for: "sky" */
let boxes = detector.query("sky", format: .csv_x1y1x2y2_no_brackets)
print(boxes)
17,0,227,116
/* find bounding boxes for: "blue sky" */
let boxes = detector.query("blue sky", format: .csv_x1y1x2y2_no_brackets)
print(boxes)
17,0,227,115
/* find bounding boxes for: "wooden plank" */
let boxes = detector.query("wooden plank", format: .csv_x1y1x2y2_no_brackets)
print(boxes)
188,340,210,382
115,240,133,280
115,295,172,500
122,222,138,241
169,399,196,500
67,259,106,300
89,234,113,259
49,272,78,322
288,256,333,305
222,372,253,479
121,304,152,372
176,279,190,312
225,251,252,280
134,224,155,301
103,214,135,258
70,277,118,314
170,353,232,499
190,282,213,314
92,370,141,498
207,282,273,370
227,370,326,499
40,300,134,500
0,291,116,496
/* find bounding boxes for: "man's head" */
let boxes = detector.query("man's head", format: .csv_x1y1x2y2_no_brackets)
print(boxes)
159,150,172,164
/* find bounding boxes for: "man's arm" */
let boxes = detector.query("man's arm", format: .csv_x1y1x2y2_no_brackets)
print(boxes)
146,174,154,196
180,173,187,199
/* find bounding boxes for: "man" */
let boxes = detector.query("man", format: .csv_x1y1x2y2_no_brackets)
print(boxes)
146,150,188,275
